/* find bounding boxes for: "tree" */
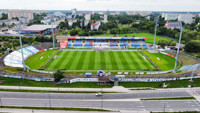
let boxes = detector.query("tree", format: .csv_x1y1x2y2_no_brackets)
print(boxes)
54,70,64,83
184,40,200,53
157,39,169,48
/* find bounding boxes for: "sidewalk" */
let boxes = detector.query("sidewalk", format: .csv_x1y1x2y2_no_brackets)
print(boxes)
0,86,130,93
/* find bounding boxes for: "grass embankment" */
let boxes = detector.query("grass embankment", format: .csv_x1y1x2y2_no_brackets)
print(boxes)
119,78,200,88
0,106,110,111
1,77,200,88
142,50,180,71
0,77,113,88
25,50,58,69
169,52,200,66
141,97,195,100
93,33,173,44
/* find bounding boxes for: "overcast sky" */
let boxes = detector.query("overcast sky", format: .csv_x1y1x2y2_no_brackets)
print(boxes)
1,0,200,11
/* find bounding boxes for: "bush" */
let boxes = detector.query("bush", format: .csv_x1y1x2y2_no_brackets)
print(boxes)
185,40,200,53
54,70,64,83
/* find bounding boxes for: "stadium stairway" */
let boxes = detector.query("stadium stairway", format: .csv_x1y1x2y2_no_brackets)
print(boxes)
127,40,132,48
138,40,143,49
71,40,75,47
82,40,86,48
108,40,110,48
117,40,121,49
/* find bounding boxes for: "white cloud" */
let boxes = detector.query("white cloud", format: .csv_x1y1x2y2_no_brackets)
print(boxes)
0,0,200,11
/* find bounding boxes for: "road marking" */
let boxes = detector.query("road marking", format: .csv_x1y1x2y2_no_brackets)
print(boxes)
193,100,200,107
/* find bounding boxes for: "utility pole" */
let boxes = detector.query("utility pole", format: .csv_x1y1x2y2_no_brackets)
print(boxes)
153,16,159,49
174,21,183,72
19,17,26,71
51,14,55,49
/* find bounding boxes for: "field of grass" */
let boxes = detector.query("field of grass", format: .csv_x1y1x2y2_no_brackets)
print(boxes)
25,50,58,69
143,50,180,71
1,77,200,88
93,33,173,44
44,50,156,71
120,78,200,88
0,77,113,88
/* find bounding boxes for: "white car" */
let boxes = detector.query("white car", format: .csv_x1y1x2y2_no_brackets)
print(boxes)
95,92,103,96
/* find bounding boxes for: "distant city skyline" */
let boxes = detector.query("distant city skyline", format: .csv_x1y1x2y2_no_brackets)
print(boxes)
0,0,200,12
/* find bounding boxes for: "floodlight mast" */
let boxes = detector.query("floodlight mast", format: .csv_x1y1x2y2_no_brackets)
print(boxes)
174,21,183,72
153,16,159,49
51,14,55,49
19,18,26,71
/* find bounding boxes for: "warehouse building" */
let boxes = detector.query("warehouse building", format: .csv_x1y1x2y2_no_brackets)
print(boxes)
20,24,59,35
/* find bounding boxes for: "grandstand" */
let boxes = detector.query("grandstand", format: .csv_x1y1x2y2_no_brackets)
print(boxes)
4,46,39,68
56,36,147,49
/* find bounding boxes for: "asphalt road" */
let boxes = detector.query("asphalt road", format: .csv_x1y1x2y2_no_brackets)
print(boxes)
0,89,200,112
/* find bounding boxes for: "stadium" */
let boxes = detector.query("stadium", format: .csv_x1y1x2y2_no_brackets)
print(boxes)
3,36,181,74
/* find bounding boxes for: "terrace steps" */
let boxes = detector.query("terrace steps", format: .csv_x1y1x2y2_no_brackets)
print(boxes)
127,40,132,48
108,40,110,48
82,40,86,47
71,40,75,47
138,40,143,49
117,40,121,49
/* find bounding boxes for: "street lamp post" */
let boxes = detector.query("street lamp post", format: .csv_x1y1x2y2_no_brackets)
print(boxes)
19,17,26,71
153,16,159,49
51,14,55,49
174,21,183,72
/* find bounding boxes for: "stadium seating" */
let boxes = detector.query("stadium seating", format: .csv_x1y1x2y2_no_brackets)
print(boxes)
67,39,72,47
120,40,129,48
110,40,118,48
25,46,39,54
131,40,141,48
4,46,39,68
84,40,93,48
73,39,83,47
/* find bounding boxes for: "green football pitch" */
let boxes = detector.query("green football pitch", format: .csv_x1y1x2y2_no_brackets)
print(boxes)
25,49,179,72
44,50,156,71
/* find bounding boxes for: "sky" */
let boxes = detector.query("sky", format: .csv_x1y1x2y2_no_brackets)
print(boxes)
1,0,200,11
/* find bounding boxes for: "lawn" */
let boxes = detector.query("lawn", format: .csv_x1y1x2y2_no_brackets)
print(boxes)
25,50,58,69
1,77,200,88
0,77,113,88
120,78,200,88
142,50,180,71
44,50,156,71
93,33,173,44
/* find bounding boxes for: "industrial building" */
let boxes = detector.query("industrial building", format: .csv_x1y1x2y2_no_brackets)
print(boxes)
20,24,59,36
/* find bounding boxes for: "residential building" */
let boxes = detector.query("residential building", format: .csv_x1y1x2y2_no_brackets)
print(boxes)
162,13,179,21
72,8,77,19
84,13,91,26
53,12,66,18
165,21,180,30
20,24,60,35
85,13,91,21
8,10,33,21
178,14,195,24
91,21,101,30
103,14,108,23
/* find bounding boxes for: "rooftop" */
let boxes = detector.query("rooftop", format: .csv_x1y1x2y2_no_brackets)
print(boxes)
21,24,58,31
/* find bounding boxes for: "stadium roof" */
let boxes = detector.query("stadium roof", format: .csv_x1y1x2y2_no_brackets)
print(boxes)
21,24,58,31
68,36,147,40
